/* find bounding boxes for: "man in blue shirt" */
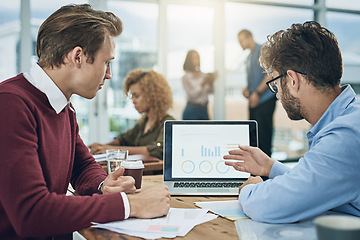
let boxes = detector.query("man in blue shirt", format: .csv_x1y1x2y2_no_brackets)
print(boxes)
225,21,360,223
238,29,277,157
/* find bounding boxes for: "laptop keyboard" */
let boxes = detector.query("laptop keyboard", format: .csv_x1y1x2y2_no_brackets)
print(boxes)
173,182,242,188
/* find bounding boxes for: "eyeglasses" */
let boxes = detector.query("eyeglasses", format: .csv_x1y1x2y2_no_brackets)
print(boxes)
266,71,307,93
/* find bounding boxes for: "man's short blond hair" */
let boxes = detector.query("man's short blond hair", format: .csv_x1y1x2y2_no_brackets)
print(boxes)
36,4,123,68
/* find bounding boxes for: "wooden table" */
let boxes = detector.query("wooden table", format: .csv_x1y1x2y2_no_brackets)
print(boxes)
143,161,163,175
79,175,239,239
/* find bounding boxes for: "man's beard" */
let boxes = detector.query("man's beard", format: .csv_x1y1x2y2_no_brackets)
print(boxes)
281,82,304,121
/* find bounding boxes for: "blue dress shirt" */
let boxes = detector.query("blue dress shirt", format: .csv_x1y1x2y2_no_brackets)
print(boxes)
239,85,360,223
246,44,274,105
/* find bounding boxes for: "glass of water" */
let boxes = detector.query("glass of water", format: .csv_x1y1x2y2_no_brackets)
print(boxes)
106,149,128,174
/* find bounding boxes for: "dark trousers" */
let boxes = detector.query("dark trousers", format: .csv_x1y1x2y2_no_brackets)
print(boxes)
249,97,277,157
182,102,209,120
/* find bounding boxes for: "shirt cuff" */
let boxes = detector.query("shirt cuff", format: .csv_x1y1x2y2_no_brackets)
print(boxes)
120,192,130,219
269,160,291,179
97,181,104,194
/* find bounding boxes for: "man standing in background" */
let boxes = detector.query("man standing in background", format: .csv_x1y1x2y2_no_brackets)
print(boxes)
238,30,277,157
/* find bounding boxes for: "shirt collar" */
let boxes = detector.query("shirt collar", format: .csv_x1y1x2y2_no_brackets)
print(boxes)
23,63,71,114
308,84,356,138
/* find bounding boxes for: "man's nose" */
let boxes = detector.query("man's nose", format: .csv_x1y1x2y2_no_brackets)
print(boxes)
105,64,112,79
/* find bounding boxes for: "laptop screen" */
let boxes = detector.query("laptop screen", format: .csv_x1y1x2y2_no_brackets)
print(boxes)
164,120,257,181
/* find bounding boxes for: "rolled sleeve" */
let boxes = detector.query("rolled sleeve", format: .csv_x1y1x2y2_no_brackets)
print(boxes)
269,160,291,179
146,141,163,159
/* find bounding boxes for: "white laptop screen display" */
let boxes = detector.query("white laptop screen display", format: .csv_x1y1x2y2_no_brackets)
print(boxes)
169,123,252,179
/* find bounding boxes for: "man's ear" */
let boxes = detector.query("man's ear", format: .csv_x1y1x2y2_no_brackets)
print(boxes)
287,69,301,92
65,46,84,68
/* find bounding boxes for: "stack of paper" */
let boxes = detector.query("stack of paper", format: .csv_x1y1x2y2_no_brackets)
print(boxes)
92,208,217,239
93,153,107,162
195,200,249,221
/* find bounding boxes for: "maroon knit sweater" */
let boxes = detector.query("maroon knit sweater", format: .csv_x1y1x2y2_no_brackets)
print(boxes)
0,74,126,239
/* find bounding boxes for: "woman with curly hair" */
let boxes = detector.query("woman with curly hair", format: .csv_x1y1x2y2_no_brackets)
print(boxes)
89,69,174,159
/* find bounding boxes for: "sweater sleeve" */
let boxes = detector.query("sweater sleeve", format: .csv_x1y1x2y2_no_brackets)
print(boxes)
71,131,108,196
0,93,127,237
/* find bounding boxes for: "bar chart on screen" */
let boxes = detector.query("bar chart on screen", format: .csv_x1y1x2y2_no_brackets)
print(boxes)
180,143,240,158
172,124,250,178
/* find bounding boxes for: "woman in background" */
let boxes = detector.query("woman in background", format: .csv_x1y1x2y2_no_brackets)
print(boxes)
182,50,217,120
89,69,174,160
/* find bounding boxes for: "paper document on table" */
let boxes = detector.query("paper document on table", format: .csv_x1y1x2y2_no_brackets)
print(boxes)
93,153,107,162
234,210,349,240
92,208,217,239
195,200,249,221
93,153,156,162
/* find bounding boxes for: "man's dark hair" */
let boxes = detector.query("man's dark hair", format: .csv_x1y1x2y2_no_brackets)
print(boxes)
259,21,342,90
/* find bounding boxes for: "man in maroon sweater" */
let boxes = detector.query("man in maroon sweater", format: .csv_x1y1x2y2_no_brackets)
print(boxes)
0,4,170,239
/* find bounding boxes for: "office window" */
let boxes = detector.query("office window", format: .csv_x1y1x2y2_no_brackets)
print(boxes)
326,0,360,11
225,2,313,160
327,12,360,93
167,4,214,120
107,1,159,139
9,0,360,151
249,0,313,5
32,0,89,12
0,0,20,81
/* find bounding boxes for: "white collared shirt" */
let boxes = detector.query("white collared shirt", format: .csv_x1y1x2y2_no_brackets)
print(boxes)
23,64,130,219
24,63,70,114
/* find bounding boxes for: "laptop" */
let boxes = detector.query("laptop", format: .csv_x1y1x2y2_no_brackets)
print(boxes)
163,120,258,196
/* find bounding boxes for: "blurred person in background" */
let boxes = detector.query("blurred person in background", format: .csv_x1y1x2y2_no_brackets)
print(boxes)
89,69,174,160
181,49,217,120
238,29,277,157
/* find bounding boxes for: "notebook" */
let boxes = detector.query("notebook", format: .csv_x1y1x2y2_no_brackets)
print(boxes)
163,120,258,196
